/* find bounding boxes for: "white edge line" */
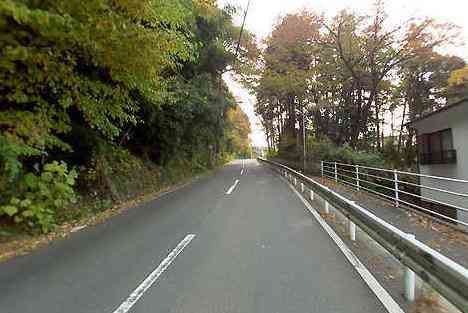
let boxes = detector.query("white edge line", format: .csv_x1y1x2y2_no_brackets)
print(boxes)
226,179,240,195
283,177,405,313
112,234,196,313
70,225,87,233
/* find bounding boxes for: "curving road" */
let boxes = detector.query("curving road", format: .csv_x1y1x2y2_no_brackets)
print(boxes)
0,159,387,313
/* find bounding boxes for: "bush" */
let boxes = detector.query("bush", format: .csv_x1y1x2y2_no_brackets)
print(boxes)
266,149,278,158
81,144,153,200
306,136,385,167
306,136,336,162
0,161,77,233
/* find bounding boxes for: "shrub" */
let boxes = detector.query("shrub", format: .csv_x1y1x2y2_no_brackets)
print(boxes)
266,149,278,158
81,144,149,200
306,136,385,168
0,136,42,193
0,161,77,233
307,136,336,162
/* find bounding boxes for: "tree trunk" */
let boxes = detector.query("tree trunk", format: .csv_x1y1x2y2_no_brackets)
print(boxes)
376,102,381,151
397,101,407,153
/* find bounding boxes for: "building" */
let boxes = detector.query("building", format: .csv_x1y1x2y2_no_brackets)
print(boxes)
408,99,468,224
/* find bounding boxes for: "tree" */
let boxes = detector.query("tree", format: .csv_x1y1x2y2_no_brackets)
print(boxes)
0,0,256,231
319,0,459,149
396,52,465,156
448,65,468,100
225,106,252,157
252,11,320,156
247,1,463,168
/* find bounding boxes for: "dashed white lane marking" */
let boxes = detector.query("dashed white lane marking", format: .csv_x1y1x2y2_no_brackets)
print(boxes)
284,178,404,313
112,234,196,313
226,179,240,195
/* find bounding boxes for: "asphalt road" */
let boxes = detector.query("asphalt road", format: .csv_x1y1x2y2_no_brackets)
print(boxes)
0,159,386,313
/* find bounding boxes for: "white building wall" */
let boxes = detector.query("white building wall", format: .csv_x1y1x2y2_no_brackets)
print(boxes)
411,102,468,224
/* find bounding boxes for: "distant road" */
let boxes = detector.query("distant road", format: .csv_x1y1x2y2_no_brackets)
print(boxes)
0,159,386,313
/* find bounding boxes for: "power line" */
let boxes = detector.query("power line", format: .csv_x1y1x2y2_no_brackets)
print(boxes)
235,0,251,58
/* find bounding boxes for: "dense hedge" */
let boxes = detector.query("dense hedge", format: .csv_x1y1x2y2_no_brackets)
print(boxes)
0,0,253,232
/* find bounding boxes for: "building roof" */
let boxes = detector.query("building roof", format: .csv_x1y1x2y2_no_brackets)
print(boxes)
406,98,468,126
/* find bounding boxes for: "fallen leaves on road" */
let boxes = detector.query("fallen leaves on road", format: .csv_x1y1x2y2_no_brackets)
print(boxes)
411,293,447,313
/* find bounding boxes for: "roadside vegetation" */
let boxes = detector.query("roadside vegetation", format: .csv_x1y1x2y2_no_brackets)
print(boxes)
0,0,256,235
245,0,468,170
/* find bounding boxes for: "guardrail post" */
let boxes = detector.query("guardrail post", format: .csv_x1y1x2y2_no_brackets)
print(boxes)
394,169,399,207
349,201,356,241
349,220,356,241
294,177,297,186
334,162,338,182
404,234,416,302
321,161,324,177
356,165,360,191
301,182,304,192
325,201,330,214
310,190,314,200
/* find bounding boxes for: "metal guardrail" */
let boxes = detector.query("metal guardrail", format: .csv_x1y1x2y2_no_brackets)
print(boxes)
258,157,468,313
321,161,468,228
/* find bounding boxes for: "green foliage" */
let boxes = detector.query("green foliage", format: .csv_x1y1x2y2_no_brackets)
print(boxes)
225,106,252,158
81,144,150,200
0,136,41,185
0,0,255,233
307,136,385,168
0,0,196,151
0,161,77,233
448,65,468,100
249,2,462,166
306,136,335,162
86,145,144,183
381,136,417,170
265,149,278,159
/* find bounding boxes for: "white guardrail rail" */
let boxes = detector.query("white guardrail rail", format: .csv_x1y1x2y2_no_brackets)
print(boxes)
321,161,468,229
258,157,468,313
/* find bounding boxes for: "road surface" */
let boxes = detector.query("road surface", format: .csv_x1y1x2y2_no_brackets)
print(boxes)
0,159,386,313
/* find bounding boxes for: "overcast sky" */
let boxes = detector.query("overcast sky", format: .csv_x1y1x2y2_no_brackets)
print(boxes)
218,0,468,147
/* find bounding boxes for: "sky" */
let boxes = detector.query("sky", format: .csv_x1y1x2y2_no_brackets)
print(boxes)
218,0,468,147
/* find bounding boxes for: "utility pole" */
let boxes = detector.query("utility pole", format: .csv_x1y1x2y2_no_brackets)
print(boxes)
302,103,306,173
235,0,251,58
